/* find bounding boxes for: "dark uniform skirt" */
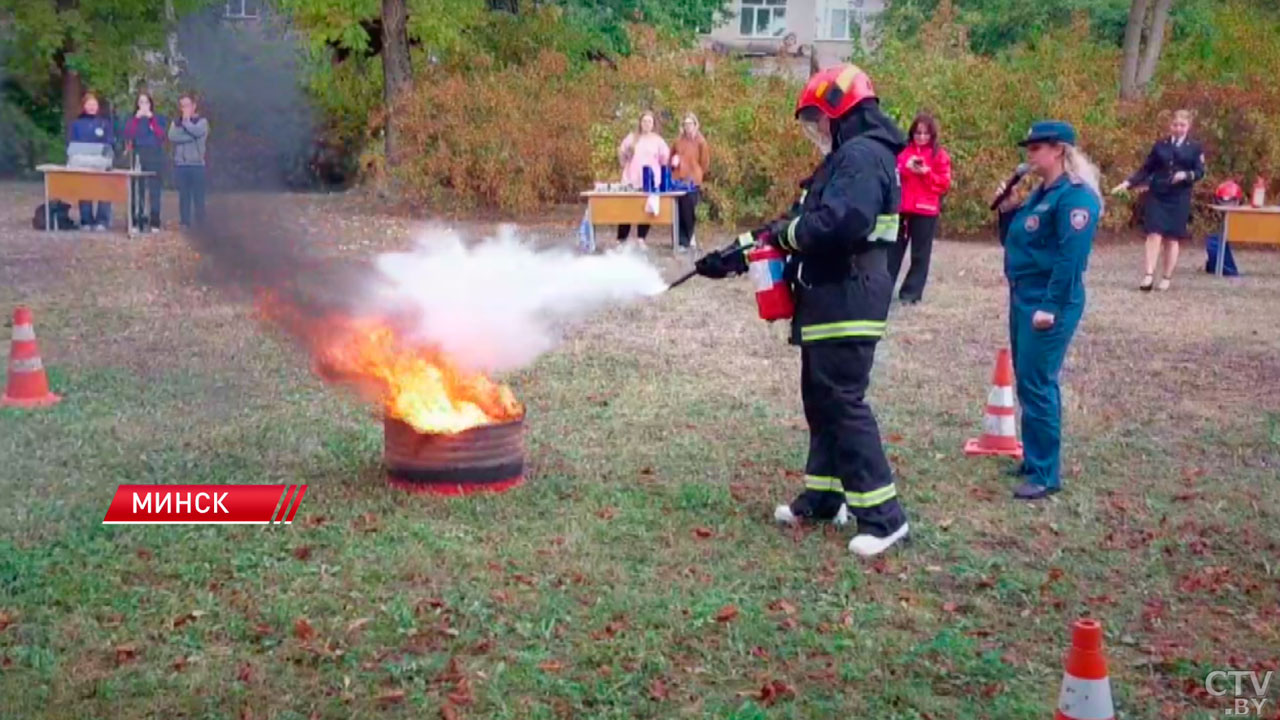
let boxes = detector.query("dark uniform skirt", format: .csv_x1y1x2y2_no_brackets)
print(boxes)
1143,188,1192,239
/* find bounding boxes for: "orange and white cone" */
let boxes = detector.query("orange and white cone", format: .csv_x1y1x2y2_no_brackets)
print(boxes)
1055,618,1115,720
2,306,61,408
964,347,1023,459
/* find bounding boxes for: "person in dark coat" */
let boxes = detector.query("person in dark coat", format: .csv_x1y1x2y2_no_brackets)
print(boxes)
123,91,168,232
1110,109,1205,291
693,64,910,557
68,92,116,230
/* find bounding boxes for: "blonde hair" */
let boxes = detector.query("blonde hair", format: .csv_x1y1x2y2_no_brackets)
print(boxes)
1173,108,1194,123
682,112,701,138
1064,145,1104,211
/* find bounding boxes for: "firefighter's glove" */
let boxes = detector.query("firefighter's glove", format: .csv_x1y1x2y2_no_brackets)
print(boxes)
694,248,747,279
694,252,731,279
753,218,792,249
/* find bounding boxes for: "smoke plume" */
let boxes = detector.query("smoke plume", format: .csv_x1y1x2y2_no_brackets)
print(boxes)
368,226,668,373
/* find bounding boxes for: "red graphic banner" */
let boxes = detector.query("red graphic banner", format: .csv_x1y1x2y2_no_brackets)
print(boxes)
102,484,308,524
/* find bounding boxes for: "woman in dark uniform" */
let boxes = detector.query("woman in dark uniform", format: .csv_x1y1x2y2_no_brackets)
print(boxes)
1110,109,1205,291
995,120,1102,500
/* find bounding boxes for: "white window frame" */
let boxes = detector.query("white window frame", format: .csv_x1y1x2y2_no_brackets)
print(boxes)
738,0,788,39
224,0,260,19
817,0,867,41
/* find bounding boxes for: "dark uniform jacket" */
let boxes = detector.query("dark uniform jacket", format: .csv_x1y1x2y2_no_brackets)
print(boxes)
1127,136,1205,199
775,102,906,345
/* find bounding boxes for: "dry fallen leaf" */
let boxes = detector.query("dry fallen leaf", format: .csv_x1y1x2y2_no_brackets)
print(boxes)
753,680,796,707
346,617,372,634
294,618,316,642
0,611,13,633
714,605,740,623
237,662,254,684
172,655,188,672
693,527,714,539
768,600,797,615
943,602,959,614
376,689,406,706
292,546,312,561
440,705,460,720
596,507,617,520
539,660,564,673
649,677,670,701
840,609,854,627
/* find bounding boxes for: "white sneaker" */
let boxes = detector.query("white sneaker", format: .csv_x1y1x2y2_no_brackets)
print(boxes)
833,504,850,527
95,224,107,231
773,504,797,526
848,522,909,557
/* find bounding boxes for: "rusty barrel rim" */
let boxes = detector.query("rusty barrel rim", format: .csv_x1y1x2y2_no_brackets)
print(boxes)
384,414,525,488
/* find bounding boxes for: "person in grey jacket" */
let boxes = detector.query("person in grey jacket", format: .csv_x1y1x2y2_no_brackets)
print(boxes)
168,93,209,227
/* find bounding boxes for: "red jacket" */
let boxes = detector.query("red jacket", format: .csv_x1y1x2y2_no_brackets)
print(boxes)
897,145,953,216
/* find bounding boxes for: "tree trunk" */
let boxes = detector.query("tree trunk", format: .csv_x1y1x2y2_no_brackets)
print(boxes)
380,0,414,167
60,65,83,134
1136,0,1173,88
1119,0,1149,100
56,0,82,133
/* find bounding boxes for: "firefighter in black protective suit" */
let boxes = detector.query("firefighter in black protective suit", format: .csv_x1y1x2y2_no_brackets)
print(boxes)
693,64,910,557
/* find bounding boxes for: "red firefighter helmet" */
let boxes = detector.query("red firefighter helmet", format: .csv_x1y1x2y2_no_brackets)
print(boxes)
795,64,877,120
1215,179,1243,205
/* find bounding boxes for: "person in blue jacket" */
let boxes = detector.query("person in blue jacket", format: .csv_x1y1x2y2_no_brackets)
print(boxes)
994,121,1102,500
69,92,116,230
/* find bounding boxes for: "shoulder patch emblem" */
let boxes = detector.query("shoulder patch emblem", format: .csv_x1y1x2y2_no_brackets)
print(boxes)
1070,208,1091,230
1024,215,1040,232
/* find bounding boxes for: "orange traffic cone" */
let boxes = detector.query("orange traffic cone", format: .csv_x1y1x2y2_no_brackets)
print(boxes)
964,348,1023,459
2,306,61,408
1055,618,1115,720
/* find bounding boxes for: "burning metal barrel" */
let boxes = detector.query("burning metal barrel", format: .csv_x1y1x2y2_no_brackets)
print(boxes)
384,414,526,495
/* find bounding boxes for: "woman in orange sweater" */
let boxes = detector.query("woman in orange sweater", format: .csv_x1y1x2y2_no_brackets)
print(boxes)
670,112,710,252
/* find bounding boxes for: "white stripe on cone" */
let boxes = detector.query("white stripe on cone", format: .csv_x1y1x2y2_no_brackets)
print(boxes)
982,413,1016,437
1057,675,1114,720
9,357,43,373
11,324,35,341
986,385,1014,407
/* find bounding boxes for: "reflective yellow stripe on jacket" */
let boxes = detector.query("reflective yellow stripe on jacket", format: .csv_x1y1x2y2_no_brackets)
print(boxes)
799,320,886,342
780,213,897,252
871,213,899,243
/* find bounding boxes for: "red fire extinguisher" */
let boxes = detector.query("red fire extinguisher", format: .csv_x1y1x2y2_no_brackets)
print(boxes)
747,244,794,321
1252,176,1267,208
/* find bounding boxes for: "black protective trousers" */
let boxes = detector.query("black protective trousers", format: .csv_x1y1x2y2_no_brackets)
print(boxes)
791,341,906,537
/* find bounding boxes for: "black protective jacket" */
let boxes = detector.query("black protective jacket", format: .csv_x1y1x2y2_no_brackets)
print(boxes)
776,100,906,345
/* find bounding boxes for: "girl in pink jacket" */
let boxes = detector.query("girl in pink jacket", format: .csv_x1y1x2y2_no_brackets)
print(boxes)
891,112,953,303
616,110,670,246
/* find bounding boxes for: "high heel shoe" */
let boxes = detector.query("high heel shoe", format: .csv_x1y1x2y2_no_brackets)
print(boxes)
1139,273,1154,292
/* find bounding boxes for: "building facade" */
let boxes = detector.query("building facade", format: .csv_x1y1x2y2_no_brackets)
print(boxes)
701,0,886,77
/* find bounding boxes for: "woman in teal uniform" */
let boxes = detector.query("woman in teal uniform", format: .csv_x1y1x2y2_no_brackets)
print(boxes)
995,121,1102,500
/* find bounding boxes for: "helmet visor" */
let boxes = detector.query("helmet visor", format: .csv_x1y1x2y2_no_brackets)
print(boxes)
800,118,832,156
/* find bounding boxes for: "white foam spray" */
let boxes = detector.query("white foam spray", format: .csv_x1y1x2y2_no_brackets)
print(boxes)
367,224,668,373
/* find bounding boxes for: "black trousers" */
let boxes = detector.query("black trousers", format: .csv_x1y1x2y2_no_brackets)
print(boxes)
791,341,906,537
888,213,939,301
617,224,650,240
676,189,699,247
130,145,165,226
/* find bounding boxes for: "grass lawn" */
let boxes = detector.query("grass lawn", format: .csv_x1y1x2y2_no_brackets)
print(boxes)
1,181,1278,720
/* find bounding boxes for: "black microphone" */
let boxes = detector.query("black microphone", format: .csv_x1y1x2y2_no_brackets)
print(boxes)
990,162,1031,210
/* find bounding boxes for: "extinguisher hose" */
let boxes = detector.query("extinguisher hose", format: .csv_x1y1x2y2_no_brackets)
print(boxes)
666,268,699,291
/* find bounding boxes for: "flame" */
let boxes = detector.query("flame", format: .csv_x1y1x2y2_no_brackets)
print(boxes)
257,292,523,434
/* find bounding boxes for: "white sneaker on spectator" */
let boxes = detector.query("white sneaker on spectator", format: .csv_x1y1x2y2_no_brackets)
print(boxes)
95,224,107,232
